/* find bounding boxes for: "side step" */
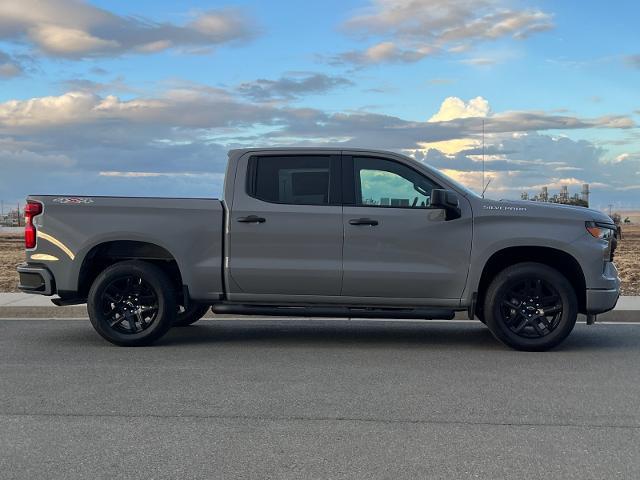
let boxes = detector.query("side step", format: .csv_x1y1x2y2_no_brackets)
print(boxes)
51,296,86,306
211,304,455,320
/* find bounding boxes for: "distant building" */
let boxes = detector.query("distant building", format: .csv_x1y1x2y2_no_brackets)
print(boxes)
0,207,21,227
521,184,589,207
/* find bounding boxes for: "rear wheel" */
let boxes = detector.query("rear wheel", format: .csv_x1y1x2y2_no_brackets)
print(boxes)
87,261,176,346
173,303,210,327
483,262,577,351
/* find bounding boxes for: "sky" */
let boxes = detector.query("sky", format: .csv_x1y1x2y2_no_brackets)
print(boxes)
0,0,639,210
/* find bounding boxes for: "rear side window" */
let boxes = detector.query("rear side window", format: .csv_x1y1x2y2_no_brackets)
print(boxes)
248,155,338,205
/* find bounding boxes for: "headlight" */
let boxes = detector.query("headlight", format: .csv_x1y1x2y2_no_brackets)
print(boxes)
585,221,615,240
585,221,617,262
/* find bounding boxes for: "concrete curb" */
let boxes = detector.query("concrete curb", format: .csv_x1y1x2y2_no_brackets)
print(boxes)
0,293,638,321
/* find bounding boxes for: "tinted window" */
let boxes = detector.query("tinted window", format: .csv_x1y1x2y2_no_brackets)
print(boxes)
354,157,438,208
251,156,333,205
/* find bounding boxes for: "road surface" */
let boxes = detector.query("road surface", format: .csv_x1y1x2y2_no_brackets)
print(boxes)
1,317,639,479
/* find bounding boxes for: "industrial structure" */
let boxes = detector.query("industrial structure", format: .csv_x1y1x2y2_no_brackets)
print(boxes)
0,206,22,227
521,184,589,207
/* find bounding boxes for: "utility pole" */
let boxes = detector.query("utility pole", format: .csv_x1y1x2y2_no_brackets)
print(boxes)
608,204,613,217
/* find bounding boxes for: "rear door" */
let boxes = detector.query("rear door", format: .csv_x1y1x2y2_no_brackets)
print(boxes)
226,152,343,299
341,154,472,302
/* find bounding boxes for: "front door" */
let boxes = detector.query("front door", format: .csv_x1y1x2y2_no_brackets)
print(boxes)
341,154,472,302
227,152,343,299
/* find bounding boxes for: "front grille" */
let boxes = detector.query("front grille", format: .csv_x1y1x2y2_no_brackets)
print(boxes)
610,236,617,262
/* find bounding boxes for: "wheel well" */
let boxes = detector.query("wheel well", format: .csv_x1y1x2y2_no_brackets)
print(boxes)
476,247,586,314
77,241,184,299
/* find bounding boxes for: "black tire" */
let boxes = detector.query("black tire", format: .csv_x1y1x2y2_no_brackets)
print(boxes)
483,262,578,351
173,303,210,327
87,261,177,346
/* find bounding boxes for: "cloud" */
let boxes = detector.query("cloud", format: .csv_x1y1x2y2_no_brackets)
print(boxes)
427,78,455,85
336,0,554,65
615,152,640,163
460,57,499,66
99,171,225,179
334,42,435,65
0,50,25,78
0,89,637,207
236,73,353,102
58,76,131,93
625,55,640,68
410,131,636,208
428,96,490,122
0,92,633,146
0,1,256,58
267,102,633,150
0,90,285,131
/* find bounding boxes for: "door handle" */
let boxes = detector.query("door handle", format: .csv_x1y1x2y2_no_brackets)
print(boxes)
349,218,379,226
237,215,266,224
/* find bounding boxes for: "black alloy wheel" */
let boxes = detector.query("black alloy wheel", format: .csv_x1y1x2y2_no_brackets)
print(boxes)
101,275,159,334
498,278,563,339
484,262,578,351
88,261,176,346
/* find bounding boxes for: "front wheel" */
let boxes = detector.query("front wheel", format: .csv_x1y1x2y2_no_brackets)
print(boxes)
87,261,177,346
483,262,578,351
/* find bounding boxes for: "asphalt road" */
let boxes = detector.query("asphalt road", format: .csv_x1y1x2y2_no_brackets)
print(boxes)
1,317,639,479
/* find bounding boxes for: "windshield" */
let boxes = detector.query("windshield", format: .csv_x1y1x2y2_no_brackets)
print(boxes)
417,161,481,198
440,172,482,199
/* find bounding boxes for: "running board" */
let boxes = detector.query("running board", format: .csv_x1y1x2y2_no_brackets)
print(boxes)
211,304,455,320
51,296,86,306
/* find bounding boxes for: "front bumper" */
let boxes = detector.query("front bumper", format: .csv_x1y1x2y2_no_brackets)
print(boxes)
586,288,619,314
17,263,55,296
585,262,620,314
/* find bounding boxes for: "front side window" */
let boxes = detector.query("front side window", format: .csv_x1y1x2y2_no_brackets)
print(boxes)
354,157,438,208
250,155,334,205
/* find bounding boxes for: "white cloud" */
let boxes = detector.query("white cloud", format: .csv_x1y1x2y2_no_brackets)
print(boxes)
0,1,256,58
337,0,554,65
422,96,490,153
28,24,120,56
428,96,490,122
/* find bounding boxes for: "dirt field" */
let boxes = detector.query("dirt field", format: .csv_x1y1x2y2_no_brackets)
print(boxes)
1,225,639,294
616,224,640,296
0,234,24,292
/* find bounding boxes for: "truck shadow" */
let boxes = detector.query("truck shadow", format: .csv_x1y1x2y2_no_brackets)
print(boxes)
161,320,498,349
156,320,632,351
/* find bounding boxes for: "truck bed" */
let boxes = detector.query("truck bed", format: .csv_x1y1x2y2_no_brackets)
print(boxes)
25,195,225,301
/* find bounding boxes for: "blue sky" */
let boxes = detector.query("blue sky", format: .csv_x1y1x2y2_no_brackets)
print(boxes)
0,0,639,210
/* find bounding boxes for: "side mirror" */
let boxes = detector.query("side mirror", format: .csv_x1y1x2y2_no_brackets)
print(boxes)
430,189,461,220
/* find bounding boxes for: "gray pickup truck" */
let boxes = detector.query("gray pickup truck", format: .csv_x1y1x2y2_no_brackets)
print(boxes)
17,148,619,350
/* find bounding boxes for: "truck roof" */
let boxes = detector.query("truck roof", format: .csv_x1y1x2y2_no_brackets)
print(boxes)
228,147,404,157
